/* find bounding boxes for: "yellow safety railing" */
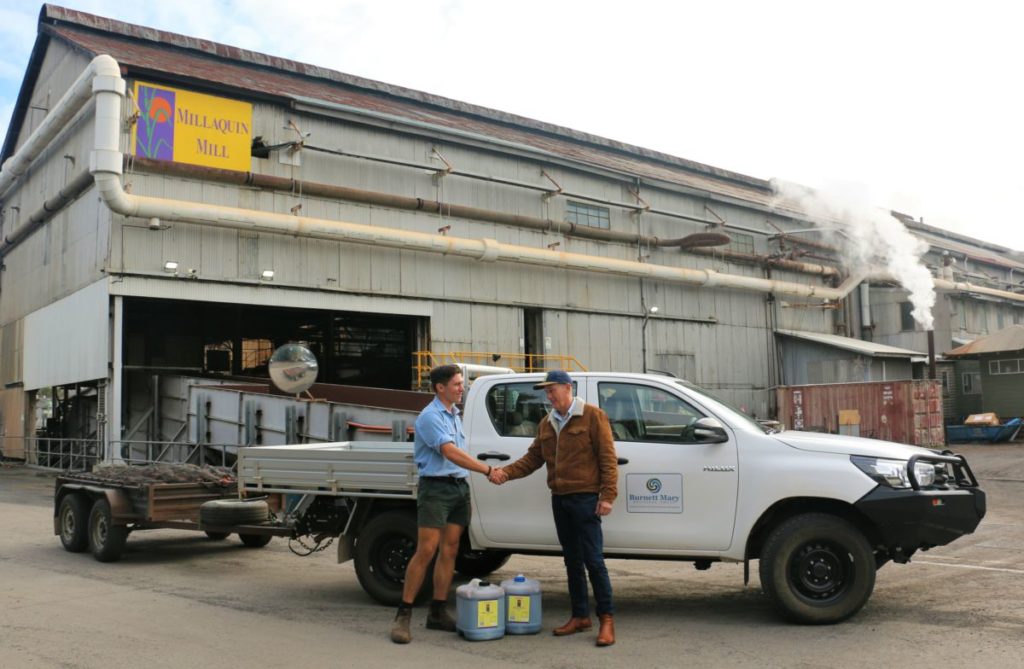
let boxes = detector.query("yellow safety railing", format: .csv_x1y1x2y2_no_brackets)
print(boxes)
412,351,587,391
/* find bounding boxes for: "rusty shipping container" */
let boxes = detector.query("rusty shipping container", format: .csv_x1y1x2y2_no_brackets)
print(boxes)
776,380,944,448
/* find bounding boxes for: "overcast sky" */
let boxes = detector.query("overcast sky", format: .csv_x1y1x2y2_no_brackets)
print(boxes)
1,0,1021,252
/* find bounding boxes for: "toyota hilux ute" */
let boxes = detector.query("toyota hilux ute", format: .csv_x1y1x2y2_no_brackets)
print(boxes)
192,372,985,624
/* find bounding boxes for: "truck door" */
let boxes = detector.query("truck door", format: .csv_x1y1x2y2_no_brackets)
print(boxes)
588,377,739,551
465,378,572,549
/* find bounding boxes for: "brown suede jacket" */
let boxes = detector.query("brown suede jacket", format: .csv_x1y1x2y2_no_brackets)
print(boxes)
502,400,618,503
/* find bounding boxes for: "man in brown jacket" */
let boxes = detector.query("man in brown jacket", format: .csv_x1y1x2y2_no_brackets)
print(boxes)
490,370,619,646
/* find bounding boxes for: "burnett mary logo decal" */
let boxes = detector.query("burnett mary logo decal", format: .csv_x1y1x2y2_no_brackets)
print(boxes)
646,478,662,494
136,85,175,161
626,473,682,513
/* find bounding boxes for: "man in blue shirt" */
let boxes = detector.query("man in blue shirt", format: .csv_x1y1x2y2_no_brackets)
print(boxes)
391,364,495,644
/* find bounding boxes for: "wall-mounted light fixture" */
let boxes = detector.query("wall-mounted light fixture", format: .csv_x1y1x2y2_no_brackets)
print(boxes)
163,260,179,273
260,269,275,281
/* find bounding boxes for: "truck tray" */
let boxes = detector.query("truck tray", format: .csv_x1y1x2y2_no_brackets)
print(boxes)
237,442,418,498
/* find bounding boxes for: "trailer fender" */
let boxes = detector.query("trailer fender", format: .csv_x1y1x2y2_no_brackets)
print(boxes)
55,484,135,526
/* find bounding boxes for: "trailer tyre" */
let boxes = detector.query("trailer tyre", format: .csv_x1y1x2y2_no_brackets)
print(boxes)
354,511,432,606
199,499,269,526
455,547,511,578
58,494,91,552
239,533,273,548
759,513,875,624
88,498,129,563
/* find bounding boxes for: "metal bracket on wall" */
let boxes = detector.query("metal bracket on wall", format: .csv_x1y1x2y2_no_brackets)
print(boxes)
540,169,563,201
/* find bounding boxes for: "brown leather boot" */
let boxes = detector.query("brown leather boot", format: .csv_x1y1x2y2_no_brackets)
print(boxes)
552,616,592,636
595,614,615,647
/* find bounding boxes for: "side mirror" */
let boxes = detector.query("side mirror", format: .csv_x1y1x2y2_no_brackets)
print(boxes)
693,417,729,443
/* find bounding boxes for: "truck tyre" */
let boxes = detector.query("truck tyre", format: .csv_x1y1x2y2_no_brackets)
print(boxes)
58,494,91,552
88,498,129,563
455,547,511,578
204,531,231,540
238,533,273,548
199,499,269,526
354,510,432,606
759,512,875,624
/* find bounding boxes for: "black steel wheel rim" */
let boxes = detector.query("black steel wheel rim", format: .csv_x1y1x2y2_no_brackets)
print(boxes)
61,505,75,540
374,534,414,584
789,541,852,603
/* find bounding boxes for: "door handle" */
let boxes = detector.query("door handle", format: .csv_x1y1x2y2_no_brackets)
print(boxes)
617,457,629,465
478,452,511,461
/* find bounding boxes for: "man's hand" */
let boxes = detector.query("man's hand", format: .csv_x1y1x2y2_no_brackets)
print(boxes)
596,500,613,516
488,467,508,485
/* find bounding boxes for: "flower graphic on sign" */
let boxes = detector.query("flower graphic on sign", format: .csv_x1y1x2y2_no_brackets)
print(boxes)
136,85,174,161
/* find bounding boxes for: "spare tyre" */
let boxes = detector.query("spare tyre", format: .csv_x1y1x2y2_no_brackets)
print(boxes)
200,499,269,526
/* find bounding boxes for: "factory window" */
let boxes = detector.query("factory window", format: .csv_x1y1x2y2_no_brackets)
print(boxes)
566,201,610,229
962,372,981,395
725,232,755,255
900,302,916,331
939,370,951,396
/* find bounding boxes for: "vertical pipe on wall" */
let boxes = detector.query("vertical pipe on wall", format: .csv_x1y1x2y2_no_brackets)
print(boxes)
108,295,123,464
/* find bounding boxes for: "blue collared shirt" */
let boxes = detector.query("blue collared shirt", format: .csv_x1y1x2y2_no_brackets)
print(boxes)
549,397,584,436
414,397,469,478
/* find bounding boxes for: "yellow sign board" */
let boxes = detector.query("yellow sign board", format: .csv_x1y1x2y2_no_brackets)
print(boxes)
131,81,252,172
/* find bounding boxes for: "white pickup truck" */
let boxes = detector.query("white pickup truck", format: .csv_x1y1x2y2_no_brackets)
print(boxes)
236,372,986,624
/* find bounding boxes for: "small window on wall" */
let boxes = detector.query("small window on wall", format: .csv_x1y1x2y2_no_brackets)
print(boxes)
566,201,610,229
726,232,755,255
962,372,981,395
989,359,1023,375
900,302,916,331
939,370,951,397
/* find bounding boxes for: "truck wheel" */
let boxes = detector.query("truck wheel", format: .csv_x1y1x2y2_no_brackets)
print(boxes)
238,533,273,548
58,494,91,552
354,510,432,606
88,498,129,563
205,531,231,540
199,499,269,526
759,513,875,624
455,547,511,578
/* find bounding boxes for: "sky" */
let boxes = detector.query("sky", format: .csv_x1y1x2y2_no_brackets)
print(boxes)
1,0,1022,252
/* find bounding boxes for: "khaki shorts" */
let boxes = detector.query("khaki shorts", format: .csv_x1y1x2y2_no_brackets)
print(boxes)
417,477,471,528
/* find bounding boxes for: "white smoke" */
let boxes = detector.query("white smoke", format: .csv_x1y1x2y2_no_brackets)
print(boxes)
770,179,936,330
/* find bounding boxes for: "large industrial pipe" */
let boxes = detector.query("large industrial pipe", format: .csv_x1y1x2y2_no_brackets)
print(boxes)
0,169,94,255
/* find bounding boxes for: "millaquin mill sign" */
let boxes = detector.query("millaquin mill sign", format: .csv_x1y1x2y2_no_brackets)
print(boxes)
131,82,253,172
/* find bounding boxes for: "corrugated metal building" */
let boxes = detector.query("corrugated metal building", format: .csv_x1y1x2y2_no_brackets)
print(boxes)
1,5,1022,463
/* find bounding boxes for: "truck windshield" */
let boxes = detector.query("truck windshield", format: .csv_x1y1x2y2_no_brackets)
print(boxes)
673,380,775,434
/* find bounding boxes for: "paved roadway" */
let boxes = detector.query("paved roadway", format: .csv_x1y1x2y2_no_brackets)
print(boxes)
1,443,1021,668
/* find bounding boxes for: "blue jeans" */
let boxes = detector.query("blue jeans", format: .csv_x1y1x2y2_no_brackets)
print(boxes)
551,493,614,617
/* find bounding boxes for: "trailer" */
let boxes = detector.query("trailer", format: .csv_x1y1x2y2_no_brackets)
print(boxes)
54,464,291,562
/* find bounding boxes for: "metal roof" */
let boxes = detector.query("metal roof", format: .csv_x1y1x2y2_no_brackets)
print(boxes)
775,329,926,358
1,4,788,213
946,325,1024,356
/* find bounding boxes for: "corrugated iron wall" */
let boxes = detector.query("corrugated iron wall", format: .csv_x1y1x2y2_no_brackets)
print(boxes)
777,379,944,447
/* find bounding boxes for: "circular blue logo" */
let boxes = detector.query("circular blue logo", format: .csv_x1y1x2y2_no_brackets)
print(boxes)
646,478,662,493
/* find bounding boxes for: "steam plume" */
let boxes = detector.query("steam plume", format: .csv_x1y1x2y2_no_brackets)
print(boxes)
771,179,936,330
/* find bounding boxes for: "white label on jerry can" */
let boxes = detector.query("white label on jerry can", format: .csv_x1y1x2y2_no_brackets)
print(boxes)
508,595,531,622
477,600,499,628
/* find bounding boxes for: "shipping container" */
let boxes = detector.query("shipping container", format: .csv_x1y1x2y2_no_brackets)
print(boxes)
776,380,944,448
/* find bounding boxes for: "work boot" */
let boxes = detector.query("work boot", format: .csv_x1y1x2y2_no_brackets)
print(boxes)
391,607,412,644
595,614,615,647
426,601,457,632
552,616,592,636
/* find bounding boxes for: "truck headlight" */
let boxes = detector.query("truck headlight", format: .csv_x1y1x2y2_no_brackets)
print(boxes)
851,456,936,489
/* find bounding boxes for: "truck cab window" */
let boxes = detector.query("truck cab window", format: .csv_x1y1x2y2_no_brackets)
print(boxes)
599,382,704,444
485,382,547,437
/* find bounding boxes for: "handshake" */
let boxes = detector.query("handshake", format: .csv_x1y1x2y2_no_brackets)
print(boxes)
486,466,509,485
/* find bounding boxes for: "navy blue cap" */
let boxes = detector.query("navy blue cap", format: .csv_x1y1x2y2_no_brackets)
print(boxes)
533,369,572,389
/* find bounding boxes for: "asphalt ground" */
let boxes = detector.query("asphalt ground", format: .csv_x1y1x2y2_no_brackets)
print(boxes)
1,443,1021,668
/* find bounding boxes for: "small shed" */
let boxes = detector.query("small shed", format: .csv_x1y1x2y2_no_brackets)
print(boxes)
945,325,1024,420
776,329,925,386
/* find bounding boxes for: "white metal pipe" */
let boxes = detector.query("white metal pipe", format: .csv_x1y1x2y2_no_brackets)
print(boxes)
0,55,122,201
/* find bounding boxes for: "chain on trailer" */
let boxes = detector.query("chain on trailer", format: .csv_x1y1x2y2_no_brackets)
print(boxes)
285,495,358,556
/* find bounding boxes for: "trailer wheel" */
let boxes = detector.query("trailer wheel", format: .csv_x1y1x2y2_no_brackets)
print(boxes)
58,494,91,552
455,546,511,578
199,499,269,526
239,533,273,548
204,531,231,541
759,512,875,624
88,498,129,563
354,510,432,606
